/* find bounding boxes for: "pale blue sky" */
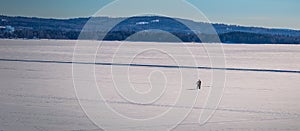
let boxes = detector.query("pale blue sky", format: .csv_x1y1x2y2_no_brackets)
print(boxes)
0,0,299,29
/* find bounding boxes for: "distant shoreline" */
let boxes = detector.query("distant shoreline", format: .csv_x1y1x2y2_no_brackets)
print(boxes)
1,38,300,46
1,15,300,44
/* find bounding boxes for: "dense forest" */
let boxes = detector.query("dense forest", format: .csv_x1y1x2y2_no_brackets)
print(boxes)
1,15,300,44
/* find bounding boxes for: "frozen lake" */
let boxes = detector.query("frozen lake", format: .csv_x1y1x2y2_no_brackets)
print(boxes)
0,39,299,130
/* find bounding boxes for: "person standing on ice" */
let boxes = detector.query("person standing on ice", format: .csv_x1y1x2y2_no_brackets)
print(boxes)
196,79,202,90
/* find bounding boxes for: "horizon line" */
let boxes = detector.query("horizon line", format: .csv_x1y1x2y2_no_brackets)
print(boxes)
1,14,300,31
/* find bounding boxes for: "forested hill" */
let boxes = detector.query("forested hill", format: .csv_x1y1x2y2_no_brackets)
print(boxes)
1,15,300,44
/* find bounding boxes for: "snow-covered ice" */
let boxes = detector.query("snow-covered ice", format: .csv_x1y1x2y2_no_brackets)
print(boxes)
0,39,299,130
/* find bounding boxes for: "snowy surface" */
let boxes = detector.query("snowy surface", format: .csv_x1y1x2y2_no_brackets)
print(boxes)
0,39,299,130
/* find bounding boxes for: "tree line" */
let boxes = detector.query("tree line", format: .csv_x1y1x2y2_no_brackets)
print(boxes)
1,29,300,44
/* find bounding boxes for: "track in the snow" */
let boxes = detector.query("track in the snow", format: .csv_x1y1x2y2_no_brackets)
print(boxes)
0,58,300,74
